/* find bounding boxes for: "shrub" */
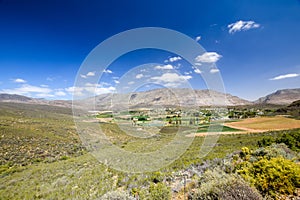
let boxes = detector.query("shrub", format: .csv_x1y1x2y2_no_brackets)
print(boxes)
258,130,300,152
189,168,262,200
148,183,171,200
101,190,134,200
138,182,171,200
252,143,298,161
237,157,300,198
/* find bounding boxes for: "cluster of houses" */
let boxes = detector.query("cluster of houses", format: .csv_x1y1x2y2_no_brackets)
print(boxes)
90,107,266,126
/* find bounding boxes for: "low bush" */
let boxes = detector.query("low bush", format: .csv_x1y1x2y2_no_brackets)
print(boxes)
258,130,300,152
188,168,262,200
101,190,134,200
237,157,300,198
138,182,171,200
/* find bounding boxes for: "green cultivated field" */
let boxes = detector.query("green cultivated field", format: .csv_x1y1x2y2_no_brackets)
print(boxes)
197,124,242,133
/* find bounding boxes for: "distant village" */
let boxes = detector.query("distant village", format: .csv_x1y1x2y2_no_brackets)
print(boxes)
89,107,268,126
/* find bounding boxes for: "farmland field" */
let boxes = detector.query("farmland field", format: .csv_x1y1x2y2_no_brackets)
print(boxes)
225,116,300,132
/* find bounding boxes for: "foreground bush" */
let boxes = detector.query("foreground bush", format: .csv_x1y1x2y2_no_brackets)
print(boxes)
101,190,134,200
148,183,171,200
237,157,300,198
258,130,300,152
137,182,171,200
188,168,262,200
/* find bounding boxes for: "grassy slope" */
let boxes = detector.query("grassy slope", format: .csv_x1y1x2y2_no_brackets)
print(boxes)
1,102,299,199
0,103,84,167
0,154,115,199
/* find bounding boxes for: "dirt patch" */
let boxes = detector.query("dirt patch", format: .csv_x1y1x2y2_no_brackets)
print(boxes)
188,116,300,137
224,116,300,131
186,131,248,137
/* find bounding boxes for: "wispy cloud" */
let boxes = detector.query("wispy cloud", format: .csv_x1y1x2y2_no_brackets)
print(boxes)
1,84,52,96
80,71,96,79
228,20,260,34
168,56,182,62
154,64,174,70
184,71,192,75
195,36,201,42
210,68,220,74
192,66,202,74
35,93,55,98
269,73,299,80
14,78,27,83
86,71,96,76
103,69,113,74
151,73,192,87
136,74,144,79
65,83,115,96
195,52,222,63
54,91,67,96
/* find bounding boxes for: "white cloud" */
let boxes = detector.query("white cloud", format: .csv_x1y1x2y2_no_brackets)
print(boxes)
94,86,115,95
65,84,115,96
86,71,96,76
194,68,202,74
114,80,120,84
151,73,192,87
54,91,67,96
168,56,182,62
196,36,201,42
128,81,135,85
14,78,27,83
65,86,83,96
210,68,220,74
1,84,52,96
184,71,192,75
154,64,174,70
103,69,113,74
2,83,72,99
269,73,299,80
80,71,96,79
36,93,55,98
136,74,144,79
195,52,222,63
228,20,260,34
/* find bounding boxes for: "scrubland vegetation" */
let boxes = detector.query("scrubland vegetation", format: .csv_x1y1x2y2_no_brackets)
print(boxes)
0,102,299,199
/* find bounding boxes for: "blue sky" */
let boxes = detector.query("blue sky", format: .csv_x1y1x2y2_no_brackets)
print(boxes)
0,0,300,101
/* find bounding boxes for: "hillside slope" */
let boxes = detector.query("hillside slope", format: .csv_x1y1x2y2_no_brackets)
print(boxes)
255,88,300,105
77,88,252,111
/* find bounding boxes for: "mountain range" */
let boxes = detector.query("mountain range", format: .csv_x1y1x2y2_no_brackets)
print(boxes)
1,88,300,109
255,88,300,105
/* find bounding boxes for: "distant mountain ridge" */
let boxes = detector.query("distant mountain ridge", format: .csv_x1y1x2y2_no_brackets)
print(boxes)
0,93,35,103
83,88,252,111
1,88,300,109
255,88,300,105
0,93,72,108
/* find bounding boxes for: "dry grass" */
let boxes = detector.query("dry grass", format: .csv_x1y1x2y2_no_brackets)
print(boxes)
225,116,300,132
